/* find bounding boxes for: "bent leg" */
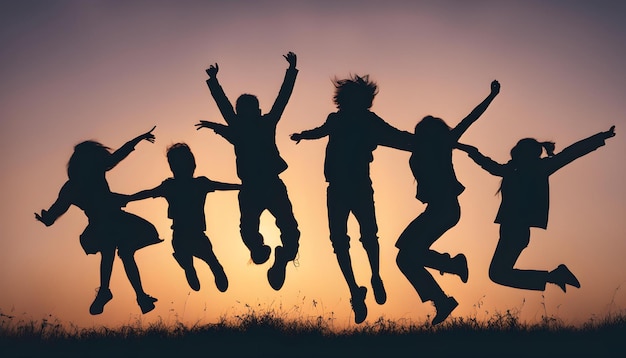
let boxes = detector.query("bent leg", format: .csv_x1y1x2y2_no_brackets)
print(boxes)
489,225,548,291
239,187,270,264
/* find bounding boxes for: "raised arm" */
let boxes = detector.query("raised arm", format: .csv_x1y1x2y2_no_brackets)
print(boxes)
205,63,237,125
547,126,616,175
267,52,298,123
456,143,507,177
34,182,72,226
108,126,156,170
451,80,500,141
210,181,242,191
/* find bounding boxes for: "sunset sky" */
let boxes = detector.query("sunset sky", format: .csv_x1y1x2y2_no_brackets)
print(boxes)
1,0,625,329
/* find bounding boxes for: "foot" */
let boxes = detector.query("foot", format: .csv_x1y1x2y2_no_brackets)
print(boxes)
267,246,288,291
137,294,158,314
550,264,580,293
432,296,458,325
453,254,469,283
251,245,271,265
214,265,228,292
371,275,387,305
350,286,368,324
89,287,113,315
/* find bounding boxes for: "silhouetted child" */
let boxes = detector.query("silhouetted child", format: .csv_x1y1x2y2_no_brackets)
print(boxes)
35,127,162,315
457,125,616,293
195,52,300,291
125,143,240,292
291,74,413,324
396,80,500,325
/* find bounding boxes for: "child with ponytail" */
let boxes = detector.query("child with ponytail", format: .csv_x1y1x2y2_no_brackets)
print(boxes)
456,126,616,292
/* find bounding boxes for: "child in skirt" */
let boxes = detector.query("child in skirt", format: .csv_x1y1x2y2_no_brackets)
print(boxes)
35,126,163,315
456,125,616,292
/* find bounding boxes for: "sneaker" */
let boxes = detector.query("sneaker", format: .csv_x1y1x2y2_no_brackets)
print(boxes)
137,294,158,314
371,275,387,305
453,254,469,283
432,296,458,325
350,286,368,324
550,264,580,293
251,245,271,265
214,265,229,292
267,246,288,291
89,287,113,315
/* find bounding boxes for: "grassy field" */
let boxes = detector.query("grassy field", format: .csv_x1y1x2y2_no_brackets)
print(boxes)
1,306,624,357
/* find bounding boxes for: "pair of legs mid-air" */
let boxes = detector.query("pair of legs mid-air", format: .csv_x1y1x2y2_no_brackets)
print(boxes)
171,231,228,293
395,197,468,325
239,178,300,291
91,246,157,315
489,225,580,292
328,183,386,324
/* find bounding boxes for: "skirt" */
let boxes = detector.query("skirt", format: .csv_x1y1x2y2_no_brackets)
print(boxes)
80,210,163,255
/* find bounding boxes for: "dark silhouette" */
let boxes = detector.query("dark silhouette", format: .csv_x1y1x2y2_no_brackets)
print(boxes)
290,74,413,324
457,125,616,292
195,52,300,291
34,127,163,315
395,81,500,325
124,143,240,292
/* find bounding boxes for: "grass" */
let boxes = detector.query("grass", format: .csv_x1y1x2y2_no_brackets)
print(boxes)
1,305,625,358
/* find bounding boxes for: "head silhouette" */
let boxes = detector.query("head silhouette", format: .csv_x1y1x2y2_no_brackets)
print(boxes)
236,94,262,118
510,138,555,164
67,141,112,182
333,74,378,111
413,116,451,146
167,143,196,178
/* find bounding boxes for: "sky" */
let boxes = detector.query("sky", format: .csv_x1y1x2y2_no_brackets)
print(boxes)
1,0,625,330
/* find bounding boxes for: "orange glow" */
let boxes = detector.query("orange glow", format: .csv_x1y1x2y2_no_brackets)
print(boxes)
1,2,625,329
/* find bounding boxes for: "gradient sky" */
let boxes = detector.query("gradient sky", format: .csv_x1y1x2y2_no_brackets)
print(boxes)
1,0,625,329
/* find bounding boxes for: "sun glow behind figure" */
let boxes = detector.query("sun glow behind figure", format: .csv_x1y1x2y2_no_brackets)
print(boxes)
1,1,625,330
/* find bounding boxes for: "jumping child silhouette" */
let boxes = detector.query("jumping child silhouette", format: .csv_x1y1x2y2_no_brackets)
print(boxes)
35,126,162,315
124,143,240,292
395,80,500,325
291,74,412,324
195,52,300,291
457,125,616,293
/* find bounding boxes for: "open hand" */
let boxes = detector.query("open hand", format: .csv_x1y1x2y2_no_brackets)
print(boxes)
140,126,156,143
283,52,297,69
195,120,218,131
34,210,53,226
290,133,302,144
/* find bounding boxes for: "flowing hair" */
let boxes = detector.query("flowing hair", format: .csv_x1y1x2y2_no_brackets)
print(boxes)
332,74,378,110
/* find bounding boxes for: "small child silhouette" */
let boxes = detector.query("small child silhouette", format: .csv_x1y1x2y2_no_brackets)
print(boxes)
196,52,300,291
35,127,162,315
125,143,240,292
457,125,616,292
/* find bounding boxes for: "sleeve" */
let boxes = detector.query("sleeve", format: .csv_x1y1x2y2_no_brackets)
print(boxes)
467,150,507,177
267,68,298,124
206,77,238,125
546,131,608,175
298,113,333,139
372,113,414,151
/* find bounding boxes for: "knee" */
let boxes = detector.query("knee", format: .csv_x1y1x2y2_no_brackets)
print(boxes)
360,235,379,252
396,250,412,272
488,261,509,285
117,249,135,262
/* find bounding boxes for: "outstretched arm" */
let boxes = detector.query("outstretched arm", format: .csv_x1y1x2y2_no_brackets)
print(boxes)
268,52,299,124
108,126,156,170
373,115,414,152
205,63,238,125
195,120,235,144
211,181,242,191
547,125,616,175
456,143,507,177
125,187,161,204
290,121,330,144
34,182,72,226
451,80,500,141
